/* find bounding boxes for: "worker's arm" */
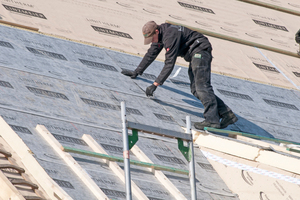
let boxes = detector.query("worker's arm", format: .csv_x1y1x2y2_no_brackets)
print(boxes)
154,27,181,85
121,43,163,79
135,42,164,75
146,27,181,97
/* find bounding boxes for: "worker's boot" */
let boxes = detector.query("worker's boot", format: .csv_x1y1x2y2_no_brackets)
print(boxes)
220,111,238,129
194,120,220,130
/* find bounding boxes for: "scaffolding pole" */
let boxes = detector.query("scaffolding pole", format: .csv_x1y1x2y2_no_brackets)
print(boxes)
121,101,197,200
204,127,300,146
187,116,197,200
121,101,132,200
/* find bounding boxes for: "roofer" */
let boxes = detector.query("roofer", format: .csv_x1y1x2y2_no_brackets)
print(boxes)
121,21,238,130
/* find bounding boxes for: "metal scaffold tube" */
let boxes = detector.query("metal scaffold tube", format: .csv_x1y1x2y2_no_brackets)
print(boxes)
121,101,132,200
204,127,300,146
120,102,197,199
62,146,189,175
186,116,197,200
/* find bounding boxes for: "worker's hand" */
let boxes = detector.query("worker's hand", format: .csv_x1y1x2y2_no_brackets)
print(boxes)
296,29,300,44
145,84,157,97
121,69,138,79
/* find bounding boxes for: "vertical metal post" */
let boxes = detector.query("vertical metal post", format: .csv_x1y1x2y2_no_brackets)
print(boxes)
186,116,197,200
121,101,132,200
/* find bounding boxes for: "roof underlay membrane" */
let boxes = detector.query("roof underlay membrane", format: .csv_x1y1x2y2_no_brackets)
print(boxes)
0,0,300,200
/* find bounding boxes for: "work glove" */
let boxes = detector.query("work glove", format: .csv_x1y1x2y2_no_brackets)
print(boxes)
121,69,138,79
145,84,157,97
295,29,300,44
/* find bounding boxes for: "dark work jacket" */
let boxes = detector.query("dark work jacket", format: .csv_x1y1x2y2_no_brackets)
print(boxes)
135,23,211,85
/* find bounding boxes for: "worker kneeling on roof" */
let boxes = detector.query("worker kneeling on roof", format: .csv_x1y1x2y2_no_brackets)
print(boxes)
121,21,238,130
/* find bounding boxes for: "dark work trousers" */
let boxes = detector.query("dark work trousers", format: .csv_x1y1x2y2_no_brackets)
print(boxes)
188,48,231,123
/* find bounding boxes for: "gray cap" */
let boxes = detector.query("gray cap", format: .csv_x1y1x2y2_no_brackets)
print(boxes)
142,21,157,45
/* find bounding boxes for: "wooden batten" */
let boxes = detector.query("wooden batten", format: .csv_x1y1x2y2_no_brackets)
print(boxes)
82,134,149,200
35,125,109,200
0,117,73,200
194,129,300,175
130,145,188,200
0,170,25,200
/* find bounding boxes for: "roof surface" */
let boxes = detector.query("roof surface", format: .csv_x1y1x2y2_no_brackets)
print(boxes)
0,0,300,199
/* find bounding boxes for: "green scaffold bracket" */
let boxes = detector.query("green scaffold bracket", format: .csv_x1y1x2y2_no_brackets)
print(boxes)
286,147,300,154
128,129,139,150
178,139,191,162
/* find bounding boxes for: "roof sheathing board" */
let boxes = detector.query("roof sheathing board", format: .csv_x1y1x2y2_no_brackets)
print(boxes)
237,0,300,14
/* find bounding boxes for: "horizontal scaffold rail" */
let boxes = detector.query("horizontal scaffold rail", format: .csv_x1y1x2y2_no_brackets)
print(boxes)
126,121,192,141
62,146,189,175
204,127,300,146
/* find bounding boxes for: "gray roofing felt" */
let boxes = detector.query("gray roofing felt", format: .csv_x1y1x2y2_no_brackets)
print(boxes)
0,23,299,199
